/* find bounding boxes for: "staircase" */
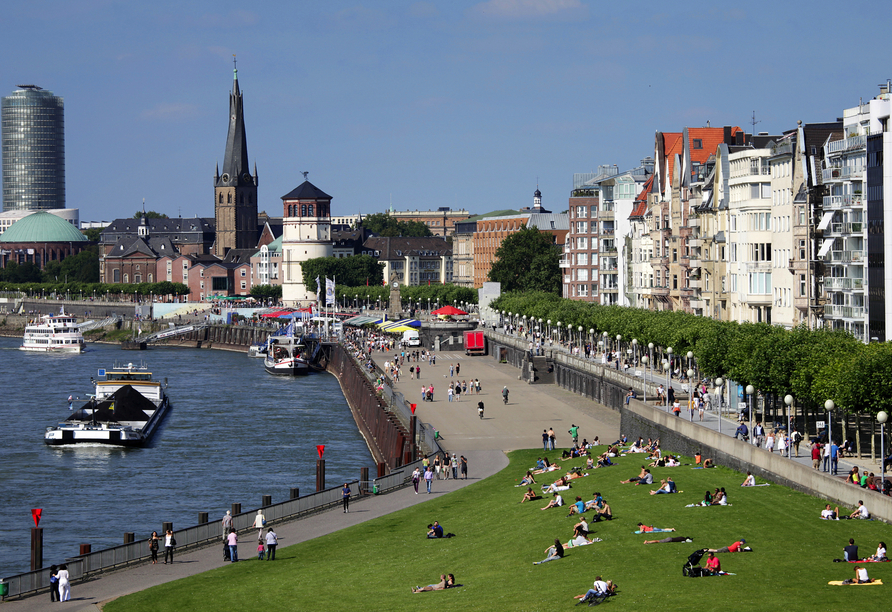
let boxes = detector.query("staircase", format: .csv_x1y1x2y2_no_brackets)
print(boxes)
530,356,555,384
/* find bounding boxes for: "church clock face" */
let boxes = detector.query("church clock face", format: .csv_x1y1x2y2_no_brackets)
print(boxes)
221,173,230,183
243,173,253,184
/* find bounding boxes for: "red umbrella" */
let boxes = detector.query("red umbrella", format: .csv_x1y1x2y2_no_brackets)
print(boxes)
431,305,468,316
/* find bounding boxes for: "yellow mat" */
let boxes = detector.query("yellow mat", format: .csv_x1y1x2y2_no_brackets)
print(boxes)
827,579,883,586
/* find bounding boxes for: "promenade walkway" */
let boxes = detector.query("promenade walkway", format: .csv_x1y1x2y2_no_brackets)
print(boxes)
4,348,621,611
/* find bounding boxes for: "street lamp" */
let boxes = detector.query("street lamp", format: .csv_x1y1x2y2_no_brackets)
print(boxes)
784,395,794,458
715,377,724,435
825,399,835,455
641,355,649,402
616,334,622,358
686,351,694,383
602,330,608,354
666,347,673,410
746,385,755,445
687,369,695,420
662,359,669,410
878,411,888,488
631,338,638,365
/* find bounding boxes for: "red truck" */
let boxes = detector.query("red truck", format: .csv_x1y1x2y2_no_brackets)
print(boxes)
464,330,486,356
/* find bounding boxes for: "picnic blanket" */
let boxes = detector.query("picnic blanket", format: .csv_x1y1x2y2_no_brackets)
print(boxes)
847,559,890,563
828,579,883,585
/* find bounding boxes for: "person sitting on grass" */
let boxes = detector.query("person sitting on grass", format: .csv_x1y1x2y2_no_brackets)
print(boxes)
714,487,729,505
591,499,613,522
704,551,722,575
821,504,839,520
517,471,536,486
566,496,586,516
637,522,676,533
520,487,541,503
541,492,564,510
707,539,748,553
702,458,714,468
533,539,564,564
426,522,444,539
869,542,887,562
843,538,859,562
650,477,677,495
573,517,589,538
633,470,654,485
849,500,870,519
741,472,756,486
412,574,455,592
573,576,616,602
620,466,648,484
644,536,693,544
663,455,681,467
595,453,615,468
843,566,873,584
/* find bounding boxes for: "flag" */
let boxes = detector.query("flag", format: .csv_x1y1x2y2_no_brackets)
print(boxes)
315,276,321,303
383,278,387,286
325,278,335,306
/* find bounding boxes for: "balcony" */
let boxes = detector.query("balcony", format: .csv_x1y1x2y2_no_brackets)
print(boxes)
770,140,793,157
745,261,772,272
688,238,702,248
824,277,865,290
827,134,866,154
652,285,670,296
689,279,702,289
824,304,865,318
559,259,571,269
823,194,863,209
828,222,864,235
689,259,702,268
602,286,619,293
690,299,706,309
688,217,701,228
822,166,865,182
830,250,865,263
743,293,771,305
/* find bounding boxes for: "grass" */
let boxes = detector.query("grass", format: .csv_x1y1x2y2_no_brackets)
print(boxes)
105,449,891,612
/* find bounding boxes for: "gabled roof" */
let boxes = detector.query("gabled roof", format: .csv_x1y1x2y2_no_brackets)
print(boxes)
281,181,332,201
687,127,741,164
629,176,654,219
222,248,258,264
106,236,177,259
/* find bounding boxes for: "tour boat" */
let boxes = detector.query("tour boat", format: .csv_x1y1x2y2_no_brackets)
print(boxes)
21,309,85,353
263,336,309,375
44,362,171,447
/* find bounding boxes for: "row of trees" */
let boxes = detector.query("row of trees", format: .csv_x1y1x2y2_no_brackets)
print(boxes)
358,212,433,238
300,255,385,289
491,291,892,416
0,281,190,298
0,248,100,284
334,284,477,308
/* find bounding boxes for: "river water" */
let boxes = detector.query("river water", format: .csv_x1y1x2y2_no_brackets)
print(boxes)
0,337,375,579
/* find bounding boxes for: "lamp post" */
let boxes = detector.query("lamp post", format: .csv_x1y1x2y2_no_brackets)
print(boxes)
687,369,695,420
647,342,654,371
556,322,561,344
662,359,669,411
784,395,794,458
686,351,694,384
746,385,755,445
616,334,622,360
824,399,834,451
641,355,649,402
715,377,724,435
666,347,673,410
602,331,608,355
589,328,595,358
878,411,888,487
631,338,638,365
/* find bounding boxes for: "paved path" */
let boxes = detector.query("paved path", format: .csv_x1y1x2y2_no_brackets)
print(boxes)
4,348,620,610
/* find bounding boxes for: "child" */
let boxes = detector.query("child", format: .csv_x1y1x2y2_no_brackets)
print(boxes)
257,541,265,560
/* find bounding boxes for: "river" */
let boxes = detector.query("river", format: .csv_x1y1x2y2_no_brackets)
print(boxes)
0,337,375,579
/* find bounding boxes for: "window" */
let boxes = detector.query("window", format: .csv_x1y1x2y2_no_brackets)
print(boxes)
693,139,703,149
241,269,246,277
212,277,229,291
240,281,247,290
123,274,129,283
113,269,120,283
799,240,806,260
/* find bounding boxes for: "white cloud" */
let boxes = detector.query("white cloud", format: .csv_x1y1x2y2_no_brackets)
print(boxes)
140,103,198,121
470,0,587,20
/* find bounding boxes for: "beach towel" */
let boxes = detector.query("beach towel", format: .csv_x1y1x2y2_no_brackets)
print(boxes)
827,580,883,585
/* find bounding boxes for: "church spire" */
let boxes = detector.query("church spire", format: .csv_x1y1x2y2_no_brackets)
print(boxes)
218,54,251,187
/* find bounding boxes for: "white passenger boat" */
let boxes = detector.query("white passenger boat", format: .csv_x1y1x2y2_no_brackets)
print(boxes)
263,336,309,375
21,309,85,353
44,362,171,447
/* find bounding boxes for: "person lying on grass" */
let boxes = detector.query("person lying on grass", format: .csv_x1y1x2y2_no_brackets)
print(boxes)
541,492,564,510
643,536,693,544
573,576,616,601
412,574,455,592
821,504,839,520
707,539,748,553
565,533,600,547
637,523,676,533
533,539,564,564
620,466,649,484
520,488,541,503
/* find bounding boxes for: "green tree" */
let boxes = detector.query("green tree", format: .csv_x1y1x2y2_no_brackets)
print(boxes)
251,284,283,300
359,213,433,237
301,255,384,289
488,225,561,294
82,227,104,242
132,211,168,219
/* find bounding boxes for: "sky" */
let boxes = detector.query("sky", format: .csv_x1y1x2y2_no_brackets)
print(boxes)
3,0,889,223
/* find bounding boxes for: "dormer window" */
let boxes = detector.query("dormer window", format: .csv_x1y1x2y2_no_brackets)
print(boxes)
693,139,703,149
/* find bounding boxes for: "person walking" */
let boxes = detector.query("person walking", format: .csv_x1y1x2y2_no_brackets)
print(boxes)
451,454,459,479
342,482,351,513
456,362,460,376
424,465,433,493
569,424,579,446
460,455,468,479
149,530,161,564
252,509,266,541
49,565,60,602
412,467,421,493
57,564,70,601
548,428,556,451
450,364,454,377
265,527,277,560
542,429,549,451
164,529,176,564
227,528,239,562
222,510,233,534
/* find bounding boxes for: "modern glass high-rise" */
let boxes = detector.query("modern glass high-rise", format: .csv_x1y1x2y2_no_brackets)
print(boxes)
2,85,65,212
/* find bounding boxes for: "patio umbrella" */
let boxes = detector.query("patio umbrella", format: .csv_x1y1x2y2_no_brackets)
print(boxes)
431,305,467,316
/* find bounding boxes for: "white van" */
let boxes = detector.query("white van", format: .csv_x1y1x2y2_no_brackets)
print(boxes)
402,329,421,347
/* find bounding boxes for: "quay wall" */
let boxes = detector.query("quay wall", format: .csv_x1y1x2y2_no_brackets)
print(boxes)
484,328,892,522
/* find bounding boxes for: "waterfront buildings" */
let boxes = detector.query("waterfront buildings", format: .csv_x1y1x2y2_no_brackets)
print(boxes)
387,208,472,237
0,208,78,238
0,211,89,269
362,236,453,286
1,85,65,212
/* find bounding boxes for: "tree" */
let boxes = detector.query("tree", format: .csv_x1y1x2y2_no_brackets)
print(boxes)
359,213,433,237
82,227,104,242
488,225,561,294
301,255,384,289
132,211,168,219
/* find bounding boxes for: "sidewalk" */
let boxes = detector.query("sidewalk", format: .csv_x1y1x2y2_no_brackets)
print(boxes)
4,349,621,610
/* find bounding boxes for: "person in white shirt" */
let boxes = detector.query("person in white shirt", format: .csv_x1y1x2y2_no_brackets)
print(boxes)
849,500,870,519
741,472,756,487
869,542,886,562
820,504,839,520
574,576,615,601
540,493,564,510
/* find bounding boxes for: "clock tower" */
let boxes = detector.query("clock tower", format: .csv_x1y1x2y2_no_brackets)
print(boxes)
214,58,258,257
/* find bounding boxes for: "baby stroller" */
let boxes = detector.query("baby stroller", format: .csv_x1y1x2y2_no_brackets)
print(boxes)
682,548,708,577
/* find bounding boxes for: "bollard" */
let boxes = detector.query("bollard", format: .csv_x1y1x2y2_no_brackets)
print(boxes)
290,487,300,500
316,459,326,492
79,544,92,556
231,503,241,517
30,528,43,571
198,512,209,525
162,522,173,534
360,467,369,496
124,532,135,544
262,495,271,508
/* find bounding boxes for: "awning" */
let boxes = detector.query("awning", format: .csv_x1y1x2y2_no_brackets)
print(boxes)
378,319,421,332
817,211,834,231
817,238,834,258
714,231,725,243
342,315,382,326
260,310,293,318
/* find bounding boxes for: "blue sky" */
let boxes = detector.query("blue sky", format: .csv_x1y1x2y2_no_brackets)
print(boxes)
3,0,887,222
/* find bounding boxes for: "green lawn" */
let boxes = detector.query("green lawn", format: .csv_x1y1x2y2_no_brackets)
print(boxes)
106,449,890,611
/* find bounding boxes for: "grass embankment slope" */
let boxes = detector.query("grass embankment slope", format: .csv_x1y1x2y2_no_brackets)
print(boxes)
106,449,890,612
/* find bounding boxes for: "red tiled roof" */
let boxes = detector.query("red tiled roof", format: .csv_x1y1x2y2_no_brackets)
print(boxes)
687,127,742,163
630,176,654,218
662,133,683,195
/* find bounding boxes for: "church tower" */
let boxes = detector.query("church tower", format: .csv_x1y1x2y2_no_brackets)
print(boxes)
214,58,258,257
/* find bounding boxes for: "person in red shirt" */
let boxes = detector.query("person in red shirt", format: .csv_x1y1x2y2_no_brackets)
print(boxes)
705,552,721,574
708,539,746,553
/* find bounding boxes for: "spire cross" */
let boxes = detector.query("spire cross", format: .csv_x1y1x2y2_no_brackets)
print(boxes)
233,54,237,78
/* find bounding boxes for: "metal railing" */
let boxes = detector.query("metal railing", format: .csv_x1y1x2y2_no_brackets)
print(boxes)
827,134,866,154
823,194,863,209
823,277,864,290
